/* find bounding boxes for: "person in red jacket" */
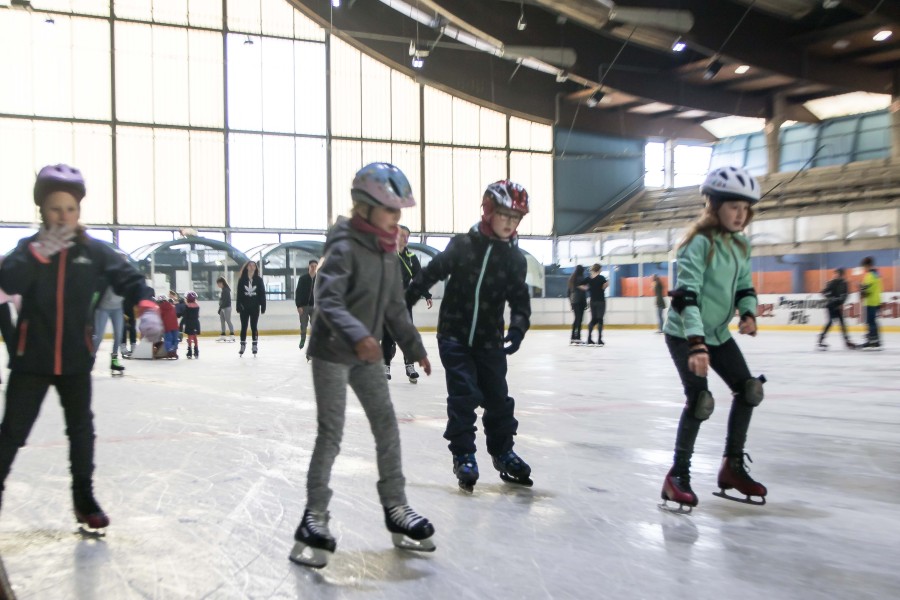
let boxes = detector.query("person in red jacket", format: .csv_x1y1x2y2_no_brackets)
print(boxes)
0,164,162,533
158,296,180,359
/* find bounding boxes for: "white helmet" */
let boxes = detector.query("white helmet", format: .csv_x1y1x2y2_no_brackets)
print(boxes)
700,166,760,204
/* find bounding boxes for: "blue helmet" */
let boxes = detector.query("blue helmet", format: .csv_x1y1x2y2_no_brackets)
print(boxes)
34,164,86,206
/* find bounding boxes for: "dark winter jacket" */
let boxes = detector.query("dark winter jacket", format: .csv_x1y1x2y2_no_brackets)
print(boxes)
236,274,266,314
822,277,848,309
181,303,201,335
0,234,154,375
407,226,531,349
398,249,432,299
295,274,316,308
307,217,426,365
218,286,231,310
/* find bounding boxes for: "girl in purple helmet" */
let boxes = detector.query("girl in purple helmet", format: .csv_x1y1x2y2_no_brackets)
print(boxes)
289,163,436,569
0,164,163,534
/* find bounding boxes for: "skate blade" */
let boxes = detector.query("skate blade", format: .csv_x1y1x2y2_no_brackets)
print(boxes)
499,473,534,487
457,481,475,494
712,490,766,506
408,378,418,384
77,524,107,538
289,542,332,569
391,533,436,552
658,500,693,515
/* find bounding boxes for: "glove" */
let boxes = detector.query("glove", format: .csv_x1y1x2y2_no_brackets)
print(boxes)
261,307,266,315
29,225,76,262
503,328,524,355
405,288,420,310
137,303,164,342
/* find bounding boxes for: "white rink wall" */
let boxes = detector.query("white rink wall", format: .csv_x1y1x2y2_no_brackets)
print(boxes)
193,292,900,334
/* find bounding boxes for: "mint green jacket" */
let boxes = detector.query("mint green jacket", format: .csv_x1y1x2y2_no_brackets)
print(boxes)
663,231,757,346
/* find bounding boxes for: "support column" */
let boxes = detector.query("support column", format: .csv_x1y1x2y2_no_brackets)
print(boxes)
891,70,900,160
765,94,785,175
664,139,675,189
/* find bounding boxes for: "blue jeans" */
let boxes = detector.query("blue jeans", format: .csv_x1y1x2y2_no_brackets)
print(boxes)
164,331,180,353
93,307,124,355
437,337,518,456
865,305,880,343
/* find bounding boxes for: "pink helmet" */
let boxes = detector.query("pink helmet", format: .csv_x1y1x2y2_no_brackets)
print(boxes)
350,163,416,209
482,180,530,216
185,291,198,302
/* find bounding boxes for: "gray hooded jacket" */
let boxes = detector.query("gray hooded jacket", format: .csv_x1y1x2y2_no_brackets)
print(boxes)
307,217,426,365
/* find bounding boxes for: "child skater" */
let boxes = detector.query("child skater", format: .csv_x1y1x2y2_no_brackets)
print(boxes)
181,291,201,359
659,165,767,513
0,164,162,533
289,163,435,569
407,180,532,494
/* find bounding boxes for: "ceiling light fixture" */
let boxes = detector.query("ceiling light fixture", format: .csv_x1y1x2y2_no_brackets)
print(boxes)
585,90,605,108
734,65,750,74
243,35,254,45
672,39,686,52
556,71,568,83
873,30,892,42
703,58,723,80
409,40,430,69
331,0,341,8
832,39,850,49
517,2,527,31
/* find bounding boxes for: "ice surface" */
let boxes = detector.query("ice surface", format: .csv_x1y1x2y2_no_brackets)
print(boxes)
0,329,897,599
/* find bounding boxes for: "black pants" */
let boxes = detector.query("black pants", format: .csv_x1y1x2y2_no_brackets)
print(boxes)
588,301,606,341
438,337,518,456
820,305,848,340
0,371,95,493
0,303,13,363
382,306,415,366
239,309,260,342
570,301,586,340
121,304,136,348
665,335,755,462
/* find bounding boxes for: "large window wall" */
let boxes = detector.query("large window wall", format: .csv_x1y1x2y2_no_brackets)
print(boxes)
0,0,554,256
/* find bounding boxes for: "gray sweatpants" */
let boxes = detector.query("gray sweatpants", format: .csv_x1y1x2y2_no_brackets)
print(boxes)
306,358,407,511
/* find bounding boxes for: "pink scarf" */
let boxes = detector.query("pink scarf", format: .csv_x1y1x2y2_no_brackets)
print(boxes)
350,215,398,254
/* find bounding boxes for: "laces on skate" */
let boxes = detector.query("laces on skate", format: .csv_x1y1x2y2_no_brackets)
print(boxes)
384,505,436,552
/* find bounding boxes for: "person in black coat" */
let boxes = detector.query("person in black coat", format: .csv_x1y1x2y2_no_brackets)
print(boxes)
294,259,317,349
236,260,266,356
0,164,162,532
818,267,853,349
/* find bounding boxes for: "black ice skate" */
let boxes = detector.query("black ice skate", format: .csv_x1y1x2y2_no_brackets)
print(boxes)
405,363,419,383
239,342,246,357
713,454,767,505
492,450,533,487
289,509,336,569
384,505,436,552
110,354,124,377
252,340,258,356
816,336,828,351
73,485,109,536
193,346,199,359
385,365,391,380
186,346,193,359
452,453,479,493
659,465,698,514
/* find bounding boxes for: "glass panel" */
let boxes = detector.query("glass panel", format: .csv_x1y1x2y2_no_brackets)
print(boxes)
452,98,479,146
601,232,633,256
295,137,328,230
73,124,114,225
391,71,420,142
261,0,294,38
392,143,422,233
115,22,154,124
189,0,222,29
673,144,712,187
227,133,264,228
293,6,325,42
226,32,263,131
424,86,452,144
262,135,296,228
154,128,191,225
361,55,392,140
152,25,190,126
72,16,112,120
0,119,39,223
748,218,793,245
452,148,481,232
188,29,224,128
644,142,665,187
509,152,552,236
294,41,326,135
32,14,74,118
0,228,39,254
116,126,156,225
479,108,506,148
329,37,361,138
119,230,174,255
0,12,33,115
152,0,188,25
189,131,226,227
796,214,843,242
424,146,454,232
509,116,531,150
261,36,295,133
330,139,362,222
226,0,261,35
531,122,553,152
479,149,506,189
847,209,897,239
114,0,152,21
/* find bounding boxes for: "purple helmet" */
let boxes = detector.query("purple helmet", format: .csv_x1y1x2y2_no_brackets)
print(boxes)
33,164,86,206
350,163,416,209
185,291,198,302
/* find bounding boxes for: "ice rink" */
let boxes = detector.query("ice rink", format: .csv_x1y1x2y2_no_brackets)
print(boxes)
0,328,897,600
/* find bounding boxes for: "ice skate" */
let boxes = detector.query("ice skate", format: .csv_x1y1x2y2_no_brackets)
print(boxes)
405,363,419,383
845,338,858,350
186,346,193,359
193,346,199,359
227,334,236,343
121,346,132,359
861,339,882,351
73,486,109,536
659,464,698,514
239,342,246,357
384,505,436,552
713,454,767,505
252,340,258,357
289,509,336,569
585,338,596,346
110,354,124,377
385,365,391,380
816,336,828,351
452,453,479,493
492,450,533,487
216,334,227,342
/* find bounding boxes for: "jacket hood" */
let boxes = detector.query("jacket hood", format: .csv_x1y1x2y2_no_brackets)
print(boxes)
325,216,380,255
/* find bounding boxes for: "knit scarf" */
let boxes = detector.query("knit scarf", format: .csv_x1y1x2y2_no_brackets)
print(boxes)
350,215,398,254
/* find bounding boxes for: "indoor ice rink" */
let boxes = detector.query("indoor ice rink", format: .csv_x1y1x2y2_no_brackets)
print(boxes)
0,328,897,599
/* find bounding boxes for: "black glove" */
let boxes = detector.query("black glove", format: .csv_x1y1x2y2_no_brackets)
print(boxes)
503,328,524,355
405,288,420,310
261,307,266,315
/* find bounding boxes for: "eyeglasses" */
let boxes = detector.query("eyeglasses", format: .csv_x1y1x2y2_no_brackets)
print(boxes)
494,211,523,223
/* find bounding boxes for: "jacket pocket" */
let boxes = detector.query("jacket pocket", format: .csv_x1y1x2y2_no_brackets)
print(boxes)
16,319,28,356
